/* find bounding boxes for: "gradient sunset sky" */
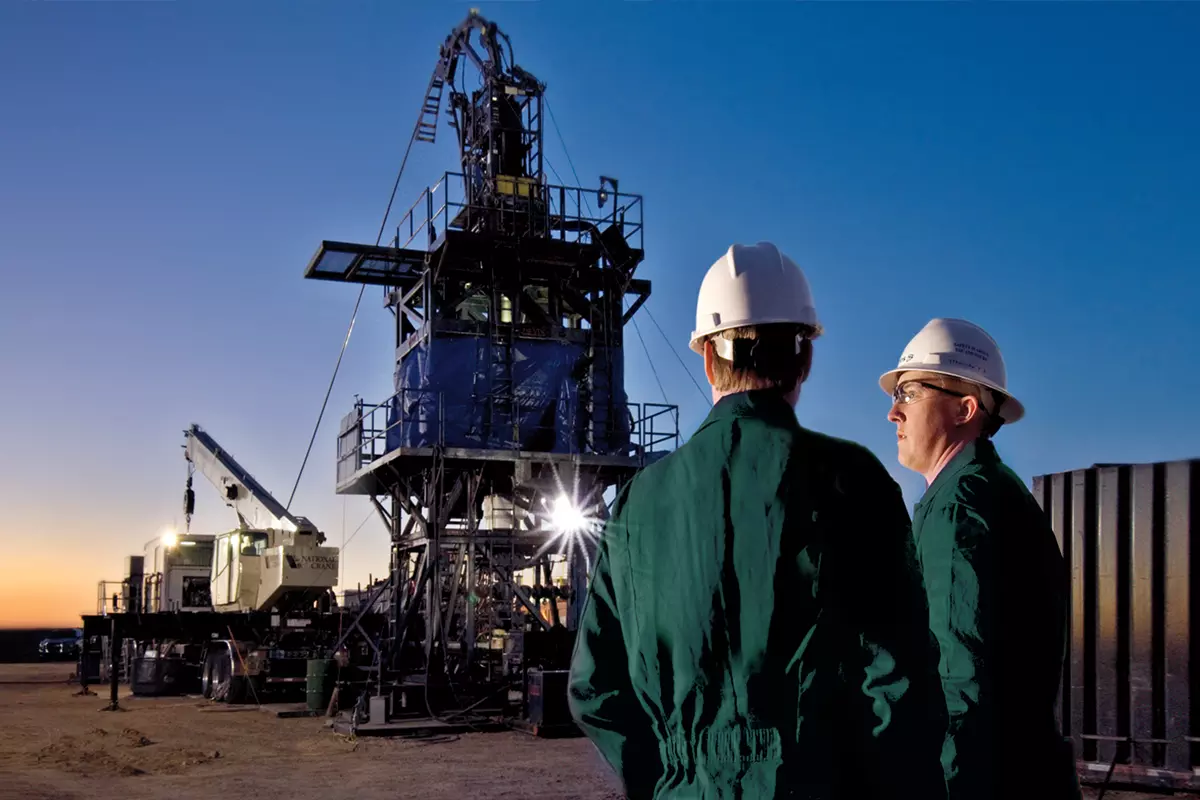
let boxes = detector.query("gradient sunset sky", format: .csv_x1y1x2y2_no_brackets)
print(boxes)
1,3,1197,628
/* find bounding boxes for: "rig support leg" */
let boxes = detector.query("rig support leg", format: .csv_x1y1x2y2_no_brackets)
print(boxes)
76,632,95,696
103,616,120,711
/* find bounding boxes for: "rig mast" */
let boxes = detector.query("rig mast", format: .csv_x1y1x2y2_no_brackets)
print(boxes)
303,11,678,723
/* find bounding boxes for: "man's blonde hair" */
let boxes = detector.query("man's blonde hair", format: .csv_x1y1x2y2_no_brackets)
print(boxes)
706,323,819,393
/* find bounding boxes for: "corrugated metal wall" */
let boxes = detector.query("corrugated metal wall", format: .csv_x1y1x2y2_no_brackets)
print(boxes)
1033,458,1199,778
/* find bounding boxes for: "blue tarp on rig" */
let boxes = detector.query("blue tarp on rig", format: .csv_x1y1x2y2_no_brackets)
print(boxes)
385,335,630,455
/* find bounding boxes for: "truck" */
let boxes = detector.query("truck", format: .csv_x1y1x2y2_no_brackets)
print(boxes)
82,424,373,704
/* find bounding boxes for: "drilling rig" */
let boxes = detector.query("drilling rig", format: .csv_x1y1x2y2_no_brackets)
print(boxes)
303,11,679,733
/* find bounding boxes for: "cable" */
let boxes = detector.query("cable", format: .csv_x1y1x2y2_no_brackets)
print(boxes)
286,82,429,511
1095,736,1134,800
545,98,585,201
644,304,712,406
287,288,364,511
544,156,567,189
548,95,666,405
547,95,710,410
341,505,379,552
629,313,667,404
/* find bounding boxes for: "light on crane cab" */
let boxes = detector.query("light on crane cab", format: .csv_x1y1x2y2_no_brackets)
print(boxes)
161,529,178,548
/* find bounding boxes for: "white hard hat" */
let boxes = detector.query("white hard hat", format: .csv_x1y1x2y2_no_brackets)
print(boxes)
879,317,1025,424
688,242,821,354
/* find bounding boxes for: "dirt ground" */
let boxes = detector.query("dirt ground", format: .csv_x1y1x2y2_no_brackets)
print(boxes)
0,664,1191,800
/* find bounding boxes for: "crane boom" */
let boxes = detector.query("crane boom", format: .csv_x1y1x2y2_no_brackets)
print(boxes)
181,423,336,613
183,424,321,542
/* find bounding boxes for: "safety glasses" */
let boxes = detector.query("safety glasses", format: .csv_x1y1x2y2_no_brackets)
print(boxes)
891,380,969,406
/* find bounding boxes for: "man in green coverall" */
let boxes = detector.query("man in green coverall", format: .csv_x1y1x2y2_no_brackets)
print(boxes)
880,318,1079,800
568,242,947,799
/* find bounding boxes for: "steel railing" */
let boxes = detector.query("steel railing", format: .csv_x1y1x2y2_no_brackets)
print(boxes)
392,171,644,255
337,389,678,481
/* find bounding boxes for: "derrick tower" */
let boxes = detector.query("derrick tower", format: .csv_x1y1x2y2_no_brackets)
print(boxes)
303,12,678,717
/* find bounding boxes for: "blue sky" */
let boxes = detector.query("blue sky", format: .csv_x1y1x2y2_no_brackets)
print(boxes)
1,2,1197,625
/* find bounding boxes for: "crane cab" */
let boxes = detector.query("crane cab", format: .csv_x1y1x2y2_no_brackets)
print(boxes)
209,528,339,614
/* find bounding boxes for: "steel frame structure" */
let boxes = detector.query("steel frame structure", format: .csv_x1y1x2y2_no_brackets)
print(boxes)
303,11,679,721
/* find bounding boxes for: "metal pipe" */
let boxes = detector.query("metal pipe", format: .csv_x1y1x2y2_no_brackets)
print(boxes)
105,616,120,711
77,632,94,696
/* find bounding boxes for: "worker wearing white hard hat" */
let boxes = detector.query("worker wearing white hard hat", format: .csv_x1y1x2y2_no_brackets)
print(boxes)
570,242,947,799
881,318,1079,800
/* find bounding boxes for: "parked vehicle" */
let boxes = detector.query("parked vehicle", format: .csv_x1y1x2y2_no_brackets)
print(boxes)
38,628,83,661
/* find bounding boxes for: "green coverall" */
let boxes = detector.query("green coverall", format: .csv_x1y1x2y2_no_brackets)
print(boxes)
911,438,1079,800
568,391,948,799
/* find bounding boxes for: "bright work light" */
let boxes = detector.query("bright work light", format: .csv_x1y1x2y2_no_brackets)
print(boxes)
550,494,588,534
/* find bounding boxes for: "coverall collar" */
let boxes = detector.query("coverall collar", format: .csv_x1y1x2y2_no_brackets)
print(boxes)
917,437,999,510
696,390,800,435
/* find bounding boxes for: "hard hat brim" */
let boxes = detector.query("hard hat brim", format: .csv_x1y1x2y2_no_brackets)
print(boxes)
879,366,1024,424
689,314,822,354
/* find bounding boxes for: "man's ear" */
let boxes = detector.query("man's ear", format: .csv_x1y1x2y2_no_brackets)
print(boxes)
957,395,981,426
703,339,716,385
797,338,814,385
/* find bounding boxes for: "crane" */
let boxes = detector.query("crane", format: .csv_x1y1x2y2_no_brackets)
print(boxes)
182,424,339,614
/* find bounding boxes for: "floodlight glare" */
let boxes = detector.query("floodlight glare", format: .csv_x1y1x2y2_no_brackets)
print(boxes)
551,495,588,534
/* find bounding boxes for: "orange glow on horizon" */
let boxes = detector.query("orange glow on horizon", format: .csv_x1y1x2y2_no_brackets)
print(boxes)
0,549,98,629
0,584,93,629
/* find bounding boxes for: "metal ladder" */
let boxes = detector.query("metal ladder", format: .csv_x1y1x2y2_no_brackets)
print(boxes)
415,76,445,144
489,270,517,448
